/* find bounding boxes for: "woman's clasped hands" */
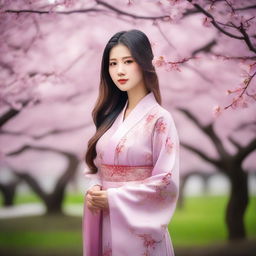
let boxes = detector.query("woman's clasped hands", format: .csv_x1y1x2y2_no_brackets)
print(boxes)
86,185,109,215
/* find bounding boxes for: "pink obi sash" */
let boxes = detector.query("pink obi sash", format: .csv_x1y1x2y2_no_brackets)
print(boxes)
99,164,153,182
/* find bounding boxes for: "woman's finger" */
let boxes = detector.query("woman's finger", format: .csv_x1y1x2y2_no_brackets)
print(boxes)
93,201,106,208
86,195,101,208
91,190,105,195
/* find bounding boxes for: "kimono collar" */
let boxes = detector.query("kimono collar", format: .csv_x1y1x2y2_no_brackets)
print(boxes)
114,92,158,140
119,91,158,125
104,91,159,163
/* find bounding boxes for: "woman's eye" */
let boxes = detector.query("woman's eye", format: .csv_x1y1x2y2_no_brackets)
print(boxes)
125,60,133,64
109,62,116,66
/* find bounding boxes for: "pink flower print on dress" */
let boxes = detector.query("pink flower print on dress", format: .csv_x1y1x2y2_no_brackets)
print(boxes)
146,114,156,124
115,137,127,155
144,112,157,134
165,136,174,154
100,165,152,182
161,172,172,187
143,173,172,203
114,137,127,164
136,233,163,256
139,233,157,249
155,119,167,133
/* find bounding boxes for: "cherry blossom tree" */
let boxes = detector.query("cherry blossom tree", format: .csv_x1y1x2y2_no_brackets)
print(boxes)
0,0,255,239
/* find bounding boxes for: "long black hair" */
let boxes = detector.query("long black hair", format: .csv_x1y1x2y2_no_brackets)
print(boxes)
85,29,161,172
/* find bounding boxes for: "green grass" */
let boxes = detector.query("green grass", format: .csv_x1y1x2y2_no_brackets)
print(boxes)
0,194,255,252
11,193,85,205
0,215,83,254
170,196,256,246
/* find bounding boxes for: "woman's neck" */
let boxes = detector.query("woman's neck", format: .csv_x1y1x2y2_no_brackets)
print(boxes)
126,85,149,110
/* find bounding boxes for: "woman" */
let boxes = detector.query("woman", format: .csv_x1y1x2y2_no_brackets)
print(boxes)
83,29,179,256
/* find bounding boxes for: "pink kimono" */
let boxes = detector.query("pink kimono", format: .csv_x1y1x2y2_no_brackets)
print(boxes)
83,92,180,256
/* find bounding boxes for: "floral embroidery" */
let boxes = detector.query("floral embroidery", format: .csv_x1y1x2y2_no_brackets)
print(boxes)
103,242,112,256
153,173,172,201
161,172,172,187
143,112,158,134
139,234,157,249
165,137,174,154
141,173,173,203
134,232,164,256
146,114,156,123
114,137,127,164
115,137,127,154
100,164,152,182
155,119,167,133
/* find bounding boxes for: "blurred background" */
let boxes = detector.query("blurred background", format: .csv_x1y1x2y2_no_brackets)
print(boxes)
0,0,255,256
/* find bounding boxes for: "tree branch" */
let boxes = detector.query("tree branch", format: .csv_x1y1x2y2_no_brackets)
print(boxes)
178,107,229,159
95,0,170,21
181,142,221,167
235,5,256,11
5,7,102,15
236,137,256,164
192,39,217,56
5,1,170,21
235,121,256,132
0,123,89,140
228,136,242,150
186,0,244,40
7,144,73,158
13,171,47,200
0,101,31,128
238,22,256,53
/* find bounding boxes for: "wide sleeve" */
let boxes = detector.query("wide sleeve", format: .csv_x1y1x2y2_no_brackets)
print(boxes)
82,166,103,256
107,113,180,255
83,170,102,192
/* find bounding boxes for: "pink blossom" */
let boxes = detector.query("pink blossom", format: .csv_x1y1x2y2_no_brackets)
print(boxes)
127,0,134,6
231,96,248,109
202,16,212,27
165,137,174,153
146,114,156,123
155,120,167,133
213,105,222,118
226,87,243,95
249,63,256,76
165,62,181,72
152,56,166,67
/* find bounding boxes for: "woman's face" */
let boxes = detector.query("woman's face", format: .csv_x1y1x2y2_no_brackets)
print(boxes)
108,44,144,92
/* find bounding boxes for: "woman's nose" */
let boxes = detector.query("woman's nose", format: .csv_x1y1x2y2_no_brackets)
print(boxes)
117,64,125,76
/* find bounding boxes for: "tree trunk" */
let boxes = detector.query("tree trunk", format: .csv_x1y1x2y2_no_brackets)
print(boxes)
225,167,248,240
45,192,65,215
0,181,19,206
177,176,186,209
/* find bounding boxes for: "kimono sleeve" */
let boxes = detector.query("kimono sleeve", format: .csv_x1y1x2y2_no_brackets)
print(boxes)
107,112,179,255
83,168,102,196
82,168,102,256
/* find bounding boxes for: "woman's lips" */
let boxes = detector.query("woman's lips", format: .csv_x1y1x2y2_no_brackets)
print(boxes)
118,79,128,84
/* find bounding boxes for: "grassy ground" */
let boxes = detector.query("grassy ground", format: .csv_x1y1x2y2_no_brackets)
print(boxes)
170,196,256,246
0,194,255,256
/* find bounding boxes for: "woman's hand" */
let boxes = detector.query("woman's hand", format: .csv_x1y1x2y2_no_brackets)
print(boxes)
86,185,109,214
86,185,102,215
90,190,109,210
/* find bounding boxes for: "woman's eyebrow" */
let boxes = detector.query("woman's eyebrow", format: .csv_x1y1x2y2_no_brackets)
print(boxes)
109,56,133,61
